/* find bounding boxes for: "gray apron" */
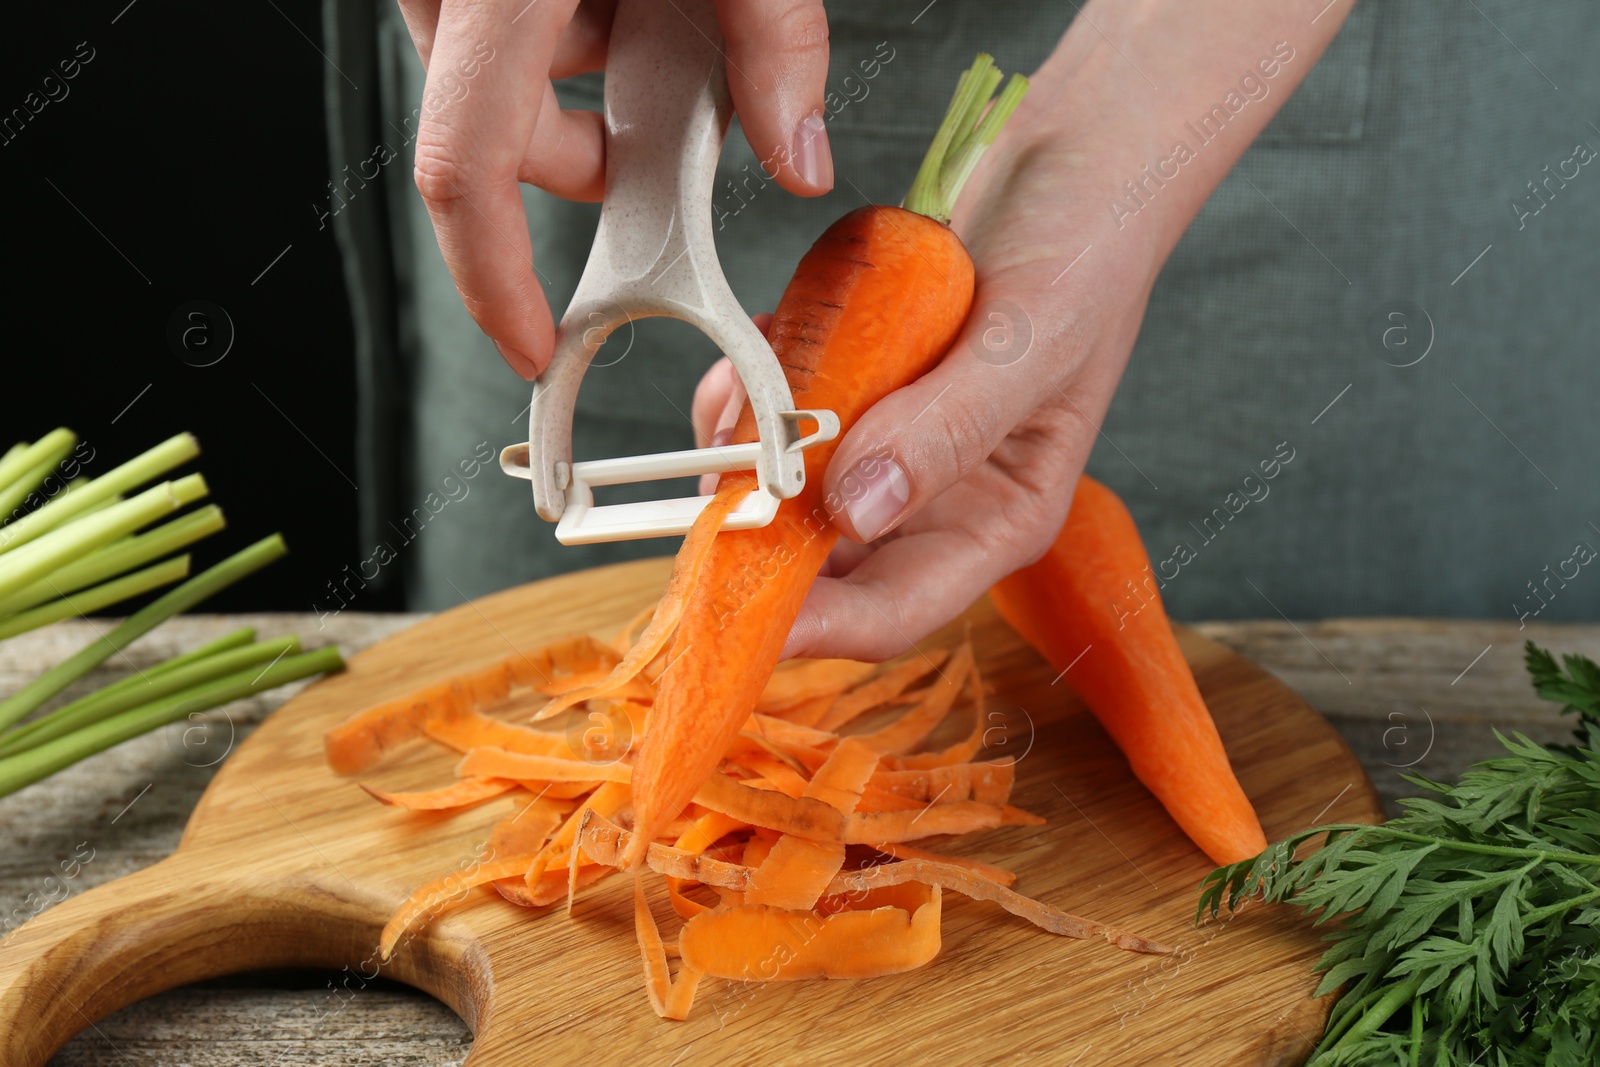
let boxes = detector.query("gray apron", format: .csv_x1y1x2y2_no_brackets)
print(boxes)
325,0,1600,624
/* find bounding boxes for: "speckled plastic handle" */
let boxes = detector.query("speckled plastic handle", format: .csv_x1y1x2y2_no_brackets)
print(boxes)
523,0,807,524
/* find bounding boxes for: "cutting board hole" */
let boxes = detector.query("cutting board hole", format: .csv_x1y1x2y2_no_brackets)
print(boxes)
48,969,472,1065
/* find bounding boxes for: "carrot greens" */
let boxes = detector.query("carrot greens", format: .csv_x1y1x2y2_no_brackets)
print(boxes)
1200,642,1600,1066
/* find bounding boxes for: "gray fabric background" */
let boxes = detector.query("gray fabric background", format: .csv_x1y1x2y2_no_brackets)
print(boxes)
329,0,1600,625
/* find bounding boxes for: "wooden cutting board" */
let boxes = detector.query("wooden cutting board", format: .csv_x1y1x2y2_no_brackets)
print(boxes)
0,558,1381,1067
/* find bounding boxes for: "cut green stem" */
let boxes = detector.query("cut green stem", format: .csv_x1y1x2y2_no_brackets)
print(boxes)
0,475,208,606
0,432,200,556
0,430,76,505
142,626,257,676
0,625,257,753
0,635,299,757
0,505,225,616
1314,975,1423,1060
904,54,1029,224
0,533,287,732
0,443,27,485
0,555,192,642
0,645,343,799
0,435,77,524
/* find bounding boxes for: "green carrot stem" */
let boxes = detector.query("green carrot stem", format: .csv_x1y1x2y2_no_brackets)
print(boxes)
0,443,27,484
0,505,225,616
1308,823,1600,868
0,533,287,732
0,625,257,748
1315,975,1422,1060
0,645,343,799
903,54,1029,224
142,626,257,674
0,475,208,606
0,430,76,503
0,437,77,524
940,72,1029,211
0,635,299,757
0,432,199,556
0,555,193,642
906,57,991,223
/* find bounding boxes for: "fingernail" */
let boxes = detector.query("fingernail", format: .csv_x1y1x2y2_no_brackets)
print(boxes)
494,340,538,379
844,457,909,541
710,428,734,449
792,112,833,191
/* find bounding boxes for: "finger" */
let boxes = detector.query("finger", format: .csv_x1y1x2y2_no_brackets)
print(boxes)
818,536,874,578
783,458,1078,661
697,373,749,494
515,86,606,200
692,358,738,449
695,312,771,491
396,0,443,66
780,522,1024,662
714,0,832,195
823,288,1109,543
412,0,586,377
550,0,616,77
690,313,770,448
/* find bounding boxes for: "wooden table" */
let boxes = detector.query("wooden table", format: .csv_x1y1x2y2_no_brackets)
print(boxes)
3,613,1594,1065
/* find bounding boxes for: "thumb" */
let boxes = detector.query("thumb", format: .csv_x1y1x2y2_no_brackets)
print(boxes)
822,296,1067,543
714,0,833,195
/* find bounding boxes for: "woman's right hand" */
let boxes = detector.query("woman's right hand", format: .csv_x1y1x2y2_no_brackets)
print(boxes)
400,0,835,379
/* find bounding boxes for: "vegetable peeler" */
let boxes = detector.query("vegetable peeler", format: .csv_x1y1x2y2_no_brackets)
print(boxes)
499,0,838,546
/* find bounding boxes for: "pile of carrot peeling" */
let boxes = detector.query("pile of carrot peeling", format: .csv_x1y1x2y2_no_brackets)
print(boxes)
325,591,1169,1019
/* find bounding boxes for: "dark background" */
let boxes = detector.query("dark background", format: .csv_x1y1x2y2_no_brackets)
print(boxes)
1,0,386,610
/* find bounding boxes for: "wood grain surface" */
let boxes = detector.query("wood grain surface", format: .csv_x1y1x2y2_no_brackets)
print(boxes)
0,558,1410,1065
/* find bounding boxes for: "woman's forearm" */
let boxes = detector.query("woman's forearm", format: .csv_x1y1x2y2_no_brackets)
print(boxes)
988,0,1357,280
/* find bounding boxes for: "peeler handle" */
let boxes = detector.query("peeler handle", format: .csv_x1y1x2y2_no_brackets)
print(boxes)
525,0,808,523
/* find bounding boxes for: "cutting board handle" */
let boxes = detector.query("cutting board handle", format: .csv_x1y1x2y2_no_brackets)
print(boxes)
0,848,418,1066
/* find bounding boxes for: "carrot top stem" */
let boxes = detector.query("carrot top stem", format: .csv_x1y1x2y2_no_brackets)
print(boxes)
904,54,1030,224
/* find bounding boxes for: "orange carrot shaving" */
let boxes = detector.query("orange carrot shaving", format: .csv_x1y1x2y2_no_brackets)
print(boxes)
359,776,518,811
489,797,567,856
325,634,617,774
869,759,1015,805
494,862,613,909
742,713,839,751
422,707,571,758
850,643,974,754
525,780,631,888
679,885,943,981
757,659,877,713
455,747,632,785
634,872,704,1019
380,854,536,960
612,600,658,654
744,739,880,910
813,650,950,734
869,843,1016,887
769,692,836,728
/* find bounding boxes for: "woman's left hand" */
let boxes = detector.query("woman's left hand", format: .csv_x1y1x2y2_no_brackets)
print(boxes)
694,122,1161,660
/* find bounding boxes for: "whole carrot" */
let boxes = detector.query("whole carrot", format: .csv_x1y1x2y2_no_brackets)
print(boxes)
622,57,1026,865
988,475,1268,866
